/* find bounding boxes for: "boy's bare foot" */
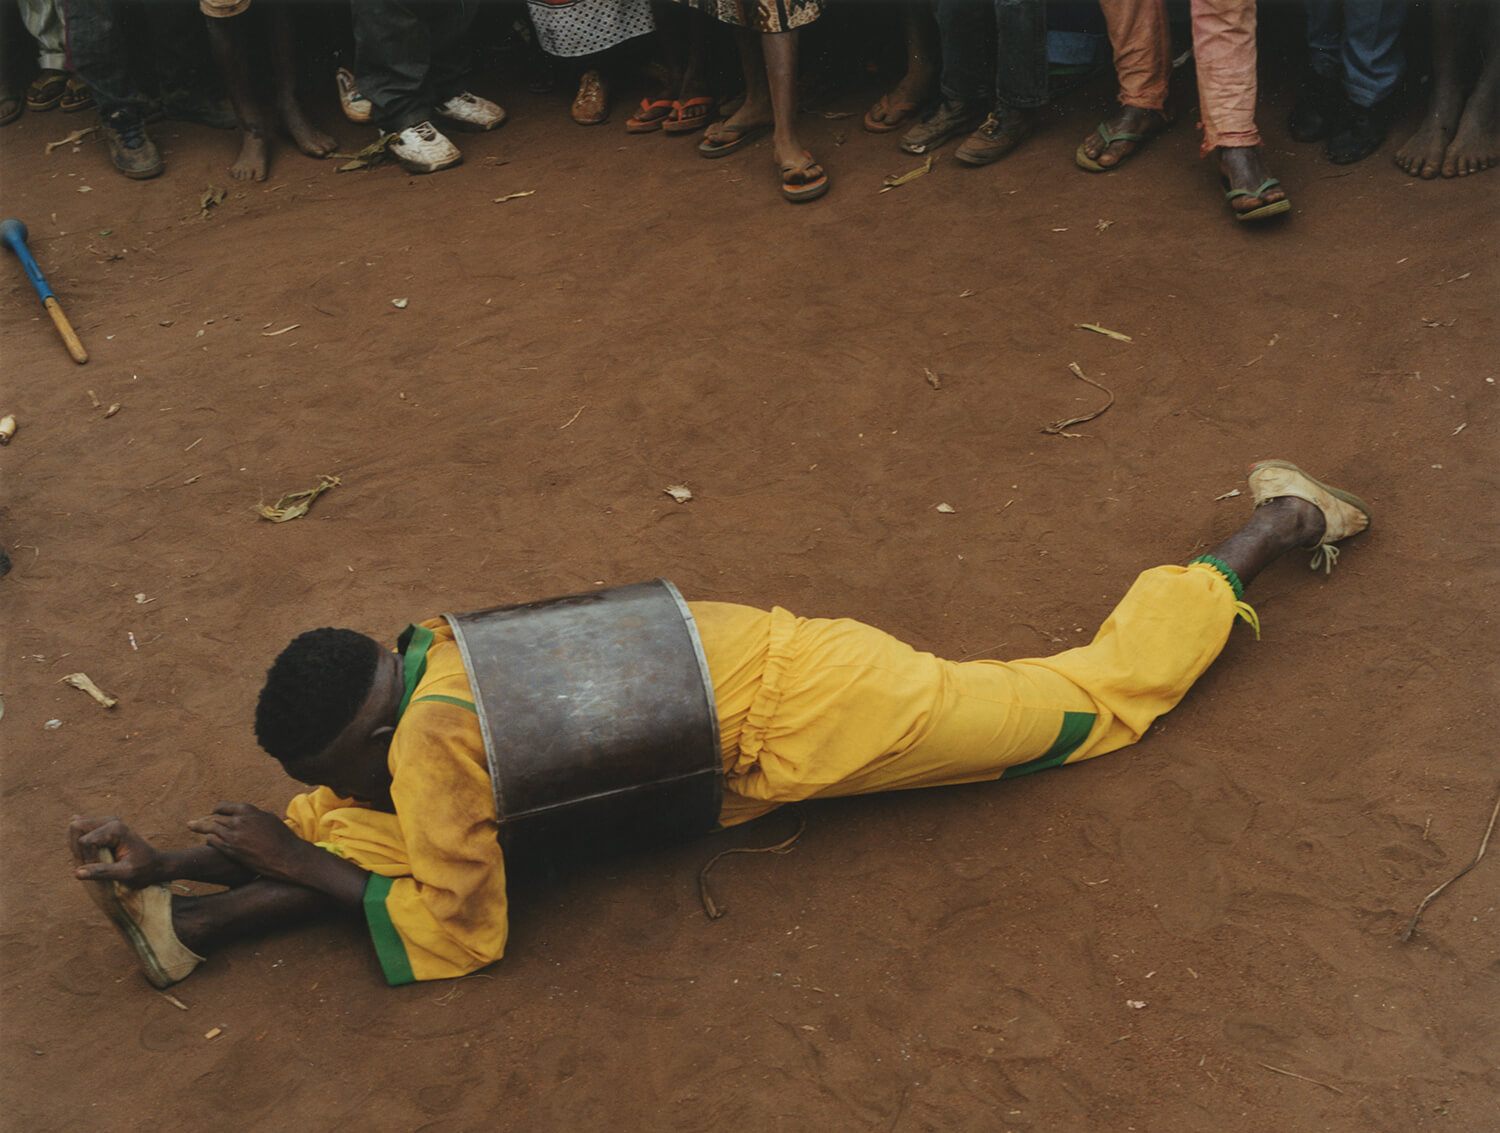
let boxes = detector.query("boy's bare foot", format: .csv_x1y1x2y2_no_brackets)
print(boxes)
1442,78,1500,176
1394,85,1462,178
1077,105,1169,169
231,132,269,181
282,103,337,157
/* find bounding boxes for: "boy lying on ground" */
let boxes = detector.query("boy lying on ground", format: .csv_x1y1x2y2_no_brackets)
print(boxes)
71,460,1370,988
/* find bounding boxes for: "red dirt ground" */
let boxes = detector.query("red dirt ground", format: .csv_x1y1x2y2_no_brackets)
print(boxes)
1,57,1496,1133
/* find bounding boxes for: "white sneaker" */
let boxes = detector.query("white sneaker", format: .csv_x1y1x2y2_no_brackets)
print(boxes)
387,121,462,173
335,67,372,123
436,91,507,132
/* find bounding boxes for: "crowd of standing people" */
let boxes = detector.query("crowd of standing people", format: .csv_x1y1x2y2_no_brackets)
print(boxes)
1,0,1496,213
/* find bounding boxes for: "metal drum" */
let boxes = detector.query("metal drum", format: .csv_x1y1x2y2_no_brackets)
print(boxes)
444,580,722,856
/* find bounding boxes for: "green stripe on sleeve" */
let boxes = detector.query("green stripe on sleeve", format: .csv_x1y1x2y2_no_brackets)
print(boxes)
410,693,477,713
1000,711,1097,780
394,623,435,718
362,874,416,986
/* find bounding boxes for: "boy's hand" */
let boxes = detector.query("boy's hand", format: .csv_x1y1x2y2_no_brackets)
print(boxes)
70,816,166,887
188,802,313,884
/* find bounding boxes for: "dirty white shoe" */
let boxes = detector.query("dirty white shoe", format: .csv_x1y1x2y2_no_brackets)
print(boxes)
435,91,506,132
84,848,204,988
388,121,462,173
1247,459,1372,573
335,67,372,123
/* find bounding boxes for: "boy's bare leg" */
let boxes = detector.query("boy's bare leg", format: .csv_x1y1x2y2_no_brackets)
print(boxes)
269,5,336,157
172,879,339,954
1442,4,1500,176
1394,0,1463,178
205,14,270,180
711,27,773,136
763,30,814,175
1205,496,1323,586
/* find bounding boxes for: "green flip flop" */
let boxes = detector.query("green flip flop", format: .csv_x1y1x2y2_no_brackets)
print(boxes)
1225,177,1291,222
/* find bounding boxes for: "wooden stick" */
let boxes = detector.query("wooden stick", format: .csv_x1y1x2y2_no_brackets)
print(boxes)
45,296,89,363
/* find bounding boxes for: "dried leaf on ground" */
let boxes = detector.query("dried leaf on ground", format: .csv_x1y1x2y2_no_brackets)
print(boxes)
60,672,118,708
924,368,941,390
492,190,536,203
200,186,226,217
334,135,394,172
46,126,98,154
1075,322,1133,342
880,156,934,192
664,484,693,504
256,475,341,523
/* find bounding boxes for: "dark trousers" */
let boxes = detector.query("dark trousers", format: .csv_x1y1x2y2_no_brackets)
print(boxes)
63,0,208,120
934,0,1048,111
352,0,479,132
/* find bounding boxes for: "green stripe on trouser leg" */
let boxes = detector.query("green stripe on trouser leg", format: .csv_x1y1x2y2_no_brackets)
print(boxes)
1000,711,1097,779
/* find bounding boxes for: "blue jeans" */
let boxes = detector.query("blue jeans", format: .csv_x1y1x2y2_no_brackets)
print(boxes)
934,0,1048,112
63,0,209,120
352,0,479,132
1305,0,1407,106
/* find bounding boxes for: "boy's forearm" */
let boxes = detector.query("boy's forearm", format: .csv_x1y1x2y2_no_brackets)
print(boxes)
281,841,369,909
160,844,258,888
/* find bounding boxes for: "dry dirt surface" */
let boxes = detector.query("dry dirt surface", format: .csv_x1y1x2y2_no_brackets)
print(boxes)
1,59,1497,1133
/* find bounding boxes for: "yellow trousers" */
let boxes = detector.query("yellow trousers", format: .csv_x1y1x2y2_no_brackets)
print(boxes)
697,563,1239,827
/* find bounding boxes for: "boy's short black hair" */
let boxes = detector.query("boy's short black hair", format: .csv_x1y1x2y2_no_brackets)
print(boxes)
255,628,382,763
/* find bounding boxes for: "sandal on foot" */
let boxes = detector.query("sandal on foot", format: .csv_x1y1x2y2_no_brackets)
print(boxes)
781,151,828,202
0,94,20,127
1223,177,1290,222
59,76,94,113
863,91,921,134
697,120,768,157
83,848,205,988
626,96,674,133
26,69,68,111
663,95,716,135
1075,110,1169,172
1247,459,1371,573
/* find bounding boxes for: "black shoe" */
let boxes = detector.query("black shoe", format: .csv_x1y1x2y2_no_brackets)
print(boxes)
1288,71,1344,143
101,108,163,179
1326,96,1395,165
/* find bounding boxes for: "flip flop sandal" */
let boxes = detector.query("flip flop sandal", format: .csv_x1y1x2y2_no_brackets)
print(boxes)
697,120,768,158
1223,177,1291,222
863,93,920,134
663,95,716,135
1074,112,1170,172
59,77,94,113
780,151,828,203
626,96,674,133
26,69,68,111
0,95,20,127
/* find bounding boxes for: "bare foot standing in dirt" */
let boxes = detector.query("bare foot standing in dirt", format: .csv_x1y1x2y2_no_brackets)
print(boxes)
1394,0,1500,178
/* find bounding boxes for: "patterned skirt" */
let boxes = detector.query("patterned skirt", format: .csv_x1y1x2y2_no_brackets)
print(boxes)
526,0,656,58
677,0,824,34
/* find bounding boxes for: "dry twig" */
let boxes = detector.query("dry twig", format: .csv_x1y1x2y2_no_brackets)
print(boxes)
698,816,806,919
1042,363,1115,435
1400,783,1500,942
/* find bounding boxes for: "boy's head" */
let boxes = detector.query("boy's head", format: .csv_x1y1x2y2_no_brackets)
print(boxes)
255,628,402,809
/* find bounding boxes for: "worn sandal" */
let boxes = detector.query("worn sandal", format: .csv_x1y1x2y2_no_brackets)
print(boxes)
626,96,674,133
27,69,68,111
1223,177,1291,222
663,96,716,135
